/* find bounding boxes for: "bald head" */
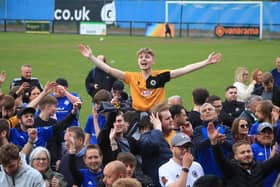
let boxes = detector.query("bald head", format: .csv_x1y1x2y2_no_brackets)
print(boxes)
103,160,127,187
168,95,183,106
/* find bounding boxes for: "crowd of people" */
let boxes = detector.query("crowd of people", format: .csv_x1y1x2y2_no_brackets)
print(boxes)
0,47,280,187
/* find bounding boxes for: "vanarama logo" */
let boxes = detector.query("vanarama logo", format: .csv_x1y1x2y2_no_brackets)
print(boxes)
215,25,259,37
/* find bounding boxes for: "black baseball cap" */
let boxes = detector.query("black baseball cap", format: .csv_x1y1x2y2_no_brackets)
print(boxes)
17,107,36,118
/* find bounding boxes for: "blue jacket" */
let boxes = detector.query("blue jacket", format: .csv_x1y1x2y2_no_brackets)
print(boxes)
271,68,280,88
250,120,280,144
139,129,172,186
251,142,280,187
193,121,234,177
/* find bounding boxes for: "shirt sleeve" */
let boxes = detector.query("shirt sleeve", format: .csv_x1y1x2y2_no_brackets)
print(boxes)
84,115,93,134
158,164,176,187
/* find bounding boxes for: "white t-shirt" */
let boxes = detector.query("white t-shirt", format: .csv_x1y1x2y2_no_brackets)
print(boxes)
159,158,204,187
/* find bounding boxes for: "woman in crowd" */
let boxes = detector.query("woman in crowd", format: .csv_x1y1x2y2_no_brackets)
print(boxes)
251,69,264,95
231,117,255,144
29,147,67,187
233,67,255,102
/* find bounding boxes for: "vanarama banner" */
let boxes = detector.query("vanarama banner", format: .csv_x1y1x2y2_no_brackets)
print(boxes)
215,25,259,38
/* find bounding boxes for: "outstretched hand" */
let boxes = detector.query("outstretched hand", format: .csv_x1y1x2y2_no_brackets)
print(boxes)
43,81,57,95
207,122,220,145
78,44,92,59
207,52,222,64
0,71,7,85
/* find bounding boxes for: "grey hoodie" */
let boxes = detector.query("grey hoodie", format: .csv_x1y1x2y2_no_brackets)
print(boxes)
0,154,45,187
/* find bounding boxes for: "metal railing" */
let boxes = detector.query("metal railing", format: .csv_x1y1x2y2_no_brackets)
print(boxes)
1,19,280,40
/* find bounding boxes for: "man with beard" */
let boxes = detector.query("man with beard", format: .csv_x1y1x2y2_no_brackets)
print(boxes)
0,143,44,186
159,132,204,187
138,102,172,186
208,122,280,187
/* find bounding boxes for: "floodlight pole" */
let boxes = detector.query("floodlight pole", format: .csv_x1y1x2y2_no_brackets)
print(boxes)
259,1,263,40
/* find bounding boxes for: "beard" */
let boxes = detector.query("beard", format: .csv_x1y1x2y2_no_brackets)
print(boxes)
239,159,253,169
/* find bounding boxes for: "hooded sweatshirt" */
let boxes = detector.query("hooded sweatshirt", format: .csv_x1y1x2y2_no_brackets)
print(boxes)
0,154,45,187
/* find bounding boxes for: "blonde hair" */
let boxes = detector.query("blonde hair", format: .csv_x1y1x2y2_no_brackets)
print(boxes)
112,178,142,187
137,48,154,57
235,67,248,82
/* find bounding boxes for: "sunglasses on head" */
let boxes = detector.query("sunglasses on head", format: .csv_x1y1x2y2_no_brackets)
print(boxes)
240,124,249,129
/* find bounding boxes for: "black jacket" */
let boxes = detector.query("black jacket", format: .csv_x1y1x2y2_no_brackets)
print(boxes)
85,68,116,98
212,144,280,187
222,100,245,126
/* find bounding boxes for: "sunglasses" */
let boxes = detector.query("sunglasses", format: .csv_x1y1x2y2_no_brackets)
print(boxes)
240,124,249,129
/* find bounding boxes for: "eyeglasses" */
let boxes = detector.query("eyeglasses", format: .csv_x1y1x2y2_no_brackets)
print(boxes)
33,157,48,161
239,124,249,129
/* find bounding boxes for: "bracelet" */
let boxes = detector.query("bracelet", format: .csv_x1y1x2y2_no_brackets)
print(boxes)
111,143,117,146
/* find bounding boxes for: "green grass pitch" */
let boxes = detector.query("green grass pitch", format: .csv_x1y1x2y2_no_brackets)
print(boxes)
0,32,279,127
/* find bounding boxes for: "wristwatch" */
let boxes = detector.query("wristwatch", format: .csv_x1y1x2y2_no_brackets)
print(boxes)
182,167,189,173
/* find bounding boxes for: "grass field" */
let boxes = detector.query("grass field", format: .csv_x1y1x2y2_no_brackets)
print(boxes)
0,32,279,127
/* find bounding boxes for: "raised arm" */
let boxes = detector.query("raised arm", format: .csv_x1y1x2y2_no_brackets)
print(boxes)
170,52,222,79
79,44,125,80
0,71,6,94
28,81,56,108
21,128,37,156
56,85,81,104
53,102,81,134
68,134,84,186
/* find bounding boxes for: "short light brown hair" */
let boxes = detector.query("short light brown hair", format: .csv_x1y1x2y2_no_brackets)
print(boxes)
117,152,137,167
2,95,15,110
112,178,142,187
39,95,57,109
93,89,111,104
262,72,273,85
137,48,154,57
150,102,169,121
232,140,250,154
68,126,85,142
